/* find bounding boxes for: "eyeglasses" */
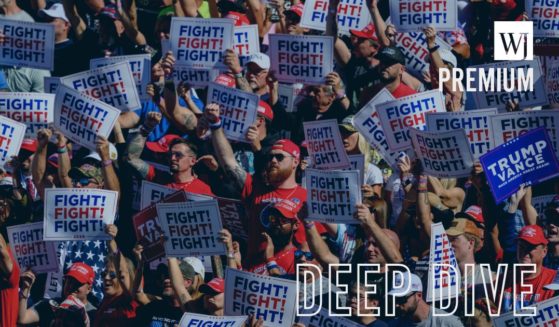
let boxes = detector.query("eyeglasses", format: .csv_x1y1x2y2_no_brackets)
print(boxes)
101,270,117,280
394,292,416,305
266,153,293,162
72,178,96,186
295,250,313,261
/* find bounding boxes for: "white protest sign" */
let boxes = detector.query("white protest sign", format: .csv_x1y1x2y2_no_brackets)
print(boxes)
53,84,120,151
306,168,361,223
170,17,233,70
298,306,363,327
390,0,457,32
426,108,498,160
304,119,350,169
0,115,25,168
60,62,141,111
426,222,460,302
470,59,548,110
172,66,219,88
393,31,451,75
234,25,260,67
7,222,58,273
156,200,226,257
140,181,176,210
179,313,246,327
0,93,54,138
377,90,446,152
533,194,556,226
300,0,372,35
206,82,259,143
0,19,55,70
526,0,559,38
278,83,304,113
90,54,151,102
544,56,559,107
269,34,334,84
347,154,365,184
44,242,66,299
490,110,559,159
225,268,297,327
44,77,60,94
353,88,400,167
493,295,559,327
43,189,118,241
410,128,474,178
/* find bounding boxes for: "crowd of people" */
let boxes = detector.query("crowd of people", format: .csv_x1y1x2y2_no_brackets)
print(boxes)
0,0,558,326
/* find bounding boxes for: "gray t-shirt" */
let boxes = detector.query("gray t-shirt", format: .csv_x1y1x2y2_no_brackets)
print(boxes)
389,308,464,327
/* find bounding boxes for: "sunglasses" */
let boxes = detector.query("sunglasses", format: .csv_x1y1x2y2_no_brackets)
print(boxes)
168,151,188,159
101,270,117,280
72,178,96,186
266,153,293,162
268,213,293,226
295,250,313,261
395,292,416,305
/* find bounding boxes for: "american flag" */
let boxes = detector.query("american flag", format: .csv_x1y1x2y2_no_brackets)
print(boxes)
63,240,109,300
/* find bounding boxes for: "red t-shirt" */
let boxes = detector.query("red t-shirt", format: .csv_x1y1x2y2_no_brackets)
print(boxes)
391,82,418,98
0,249,19,327
501,267,557,312
241,174,307,260
247,246,297,276
146,165,214,196
94,293,139,327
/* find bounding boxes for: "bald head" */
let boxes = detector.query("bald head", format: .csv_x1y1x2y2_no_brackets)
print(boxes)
383,229,400,251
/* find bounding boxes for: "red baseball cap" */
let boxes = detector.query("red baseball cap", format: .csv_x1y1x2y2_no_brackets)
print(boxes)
286,3,304,17
455,205,485,228
518,225,548,246
226,11,250,26
146,134,181,153
65,262,95,285
214,73,236,88
20,139,38,153
350,23,378,41
272,200,298,220
200,277,225,294
271,139,300,159
257,100,274,121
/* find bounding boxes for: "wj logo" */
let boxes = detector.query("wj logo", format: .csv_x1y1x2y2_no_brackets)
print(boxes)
494,21,533,61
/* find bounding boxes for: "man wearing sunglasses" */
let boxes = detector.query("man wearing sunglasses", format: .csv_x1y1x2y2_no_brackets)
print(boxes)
18,262,97,326
126,112,213,196
388,273,463,326
207,104,313,265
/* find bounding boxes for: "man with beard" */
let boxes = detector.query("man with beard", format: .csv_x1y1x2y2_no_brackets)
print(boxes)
205,103,314,264
126,112,213,196
359,46,417,105
388,273,463,327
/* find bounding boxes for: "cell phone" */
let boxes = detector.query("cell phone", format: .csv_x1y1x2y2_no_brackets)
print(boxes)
398,152,408,160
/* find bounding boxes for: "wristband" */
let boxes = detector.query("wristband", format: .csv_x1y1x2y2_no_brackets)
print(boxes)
428,45,440,53
303,221,315,229
266,261,279,269
209,119,222,130
336,93,347,100
139,125,153,137
234,72,243,78
57,147,67,154
102,159,113,168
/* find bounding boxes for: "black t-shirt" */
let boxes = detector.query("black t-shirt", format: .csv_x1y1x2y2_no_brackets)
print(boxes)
134,298,183,327
344,56,381,109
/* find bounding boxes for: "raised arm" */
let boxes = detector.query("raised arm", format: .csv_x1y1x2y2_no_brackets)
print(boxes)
125,112,161,179
246,0,266,37
168,257,192,306
62,0,87,40
369,0,390,47
427,176,464,211
116,0,147,46
178,0,198,17
17,271,40,325
0,233,13,278
55,131,72,188
325,0,352,67
224,49,252,92
32,128,51,198
96,136,120,195
206,103,248,193
355,204,403,263
417,175,432,238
